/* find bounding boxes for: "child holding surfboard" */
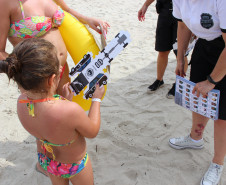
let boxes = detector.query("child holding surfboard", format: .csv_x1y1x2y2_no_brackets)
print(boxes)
0,38,105,185
0,0,109,175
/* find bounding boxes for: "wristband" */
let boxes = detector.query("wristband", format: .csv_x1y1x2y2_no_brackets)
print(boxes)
92,98,101,103
207,75,218,85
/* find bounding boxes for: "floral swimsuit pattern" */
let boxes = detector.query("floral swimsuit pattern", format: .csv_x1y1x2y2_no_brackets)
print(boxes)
38,152,88,178
8,0,64,38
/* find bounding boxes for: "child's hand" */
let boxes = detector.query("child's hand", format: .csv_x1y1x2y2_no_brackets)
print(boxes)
62,82,74,101
92,83,105,99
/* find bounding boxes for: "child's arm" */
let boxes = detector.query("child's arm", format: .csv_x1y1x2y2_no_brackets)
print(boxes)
62,82,74,101
54,0,110,34
66,84,105,138
138,0,155,22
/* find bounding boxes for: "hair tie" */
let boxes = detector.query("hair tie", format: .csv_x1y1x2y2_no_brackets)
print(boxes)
4,54,21,79
6,54,17,66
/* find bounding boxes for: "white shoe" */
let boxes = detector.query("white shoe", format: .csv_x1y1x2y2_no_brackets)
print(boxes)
169,135,204,149
200,162,223,185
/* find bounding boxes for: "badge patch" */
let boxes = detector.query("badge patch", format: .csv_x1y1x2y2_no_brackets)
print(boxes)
200,13,214,29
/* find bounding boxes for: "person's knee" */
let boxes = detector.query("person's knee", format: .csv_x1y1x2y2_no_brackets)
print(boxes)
158,51,170,58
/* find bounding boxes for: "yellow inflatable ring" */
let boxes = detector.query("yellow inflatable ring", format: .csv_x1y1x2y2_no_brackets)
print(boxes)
59,11,108,111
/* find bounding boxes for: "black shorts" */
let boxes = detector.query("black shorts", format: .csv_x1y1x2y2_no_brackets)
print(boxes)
190,36,226,120
155,10,177,53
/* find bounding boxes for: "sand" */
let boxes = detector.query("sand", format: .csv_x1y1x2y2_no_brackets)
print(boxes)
0,0,225,184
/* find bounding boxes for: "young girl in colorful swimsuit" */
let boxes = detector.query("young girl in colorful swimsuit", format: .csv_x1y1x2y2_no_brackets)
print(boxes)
0,0,109,176
0,38,105,185
0,0,110,95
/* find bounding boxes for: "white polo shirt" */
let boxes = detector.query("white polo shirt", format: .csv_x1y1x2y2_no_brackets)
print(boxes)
172,0,226,41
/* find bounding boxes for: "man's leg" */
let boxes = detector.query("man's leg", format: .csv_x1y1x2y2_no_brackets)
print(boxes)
149,10,175,93
147,50,170,93
156,50,171,81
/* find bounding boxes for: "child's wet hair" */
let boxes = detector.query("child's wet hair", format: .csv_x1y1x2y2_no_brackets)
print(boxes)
0,38,59,92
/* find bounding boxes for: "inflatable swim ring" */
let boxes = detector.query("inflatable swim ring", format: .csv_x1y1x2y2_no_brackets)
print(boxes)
59,11,109,111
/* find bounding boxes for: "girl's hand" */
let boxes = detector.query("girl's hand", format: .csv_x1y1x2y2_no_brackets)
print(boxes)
86,17,110,34
192,80,215,98
62,82,74,101
92,83,105,99
138,4,148,22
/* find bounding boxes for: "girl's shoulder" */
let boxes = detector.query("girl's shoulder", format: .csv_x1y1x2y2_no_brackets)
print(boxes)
49,98,88,129
52,98,85,117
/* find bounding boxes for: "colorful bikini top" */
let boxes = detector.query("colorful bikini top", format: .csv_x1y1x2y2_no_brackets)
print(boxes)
8,0,65,38
19,94,66,117
19,94,75,160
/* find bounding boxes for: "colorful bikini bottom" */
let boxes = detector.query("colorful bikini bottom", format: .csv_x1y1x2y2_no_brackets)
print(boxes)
38,152,88,178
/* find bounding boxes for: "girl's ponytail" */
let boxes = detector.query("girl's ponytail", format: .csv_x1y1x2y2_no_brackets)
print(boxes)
0,53,22,80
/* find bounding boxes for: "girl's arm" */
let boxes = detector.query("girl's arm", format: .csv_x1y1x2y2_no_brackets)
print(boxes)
66,84,105,138
54,0,110,34
192,33,226,97
176,21,192,77
0,0,10,60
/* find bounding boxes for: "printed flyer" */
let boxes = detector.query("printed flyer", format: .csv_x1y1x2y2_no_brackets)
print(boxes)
175,75,220,120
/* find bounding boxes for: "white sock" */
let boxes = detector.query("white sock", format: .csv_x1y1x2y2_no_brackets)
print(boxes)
189,135,203,143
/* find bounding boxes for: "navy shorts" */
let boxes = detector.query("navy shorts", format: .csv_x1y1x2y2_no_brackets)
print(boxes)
155,10,177,53
190,36,226,120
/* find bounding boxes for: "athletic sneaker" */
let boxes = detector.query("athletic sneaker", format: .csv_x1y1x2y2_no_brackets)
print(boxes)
200,162,223,185
169,135,204,149
166,83,175,99
147,79,164,93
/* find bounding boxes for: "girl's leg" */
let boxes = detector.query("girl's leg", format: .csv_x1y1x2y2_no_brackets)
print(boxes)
70,159,94,185
48,174,69,185
57,62,71,95
213,119,226,165
190,112,209,140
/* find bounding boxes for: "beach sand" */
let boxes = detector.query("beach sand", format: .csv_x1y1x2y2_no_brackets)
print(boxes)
0,0,226,184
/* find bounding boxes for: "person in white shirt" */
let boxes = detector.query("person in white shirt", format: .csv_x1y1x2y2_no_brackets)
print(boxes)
169,1,226,185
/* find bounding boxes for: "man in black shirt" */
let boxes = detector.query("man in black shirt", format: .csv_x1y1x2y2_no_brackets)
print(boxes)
138,0,188,98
